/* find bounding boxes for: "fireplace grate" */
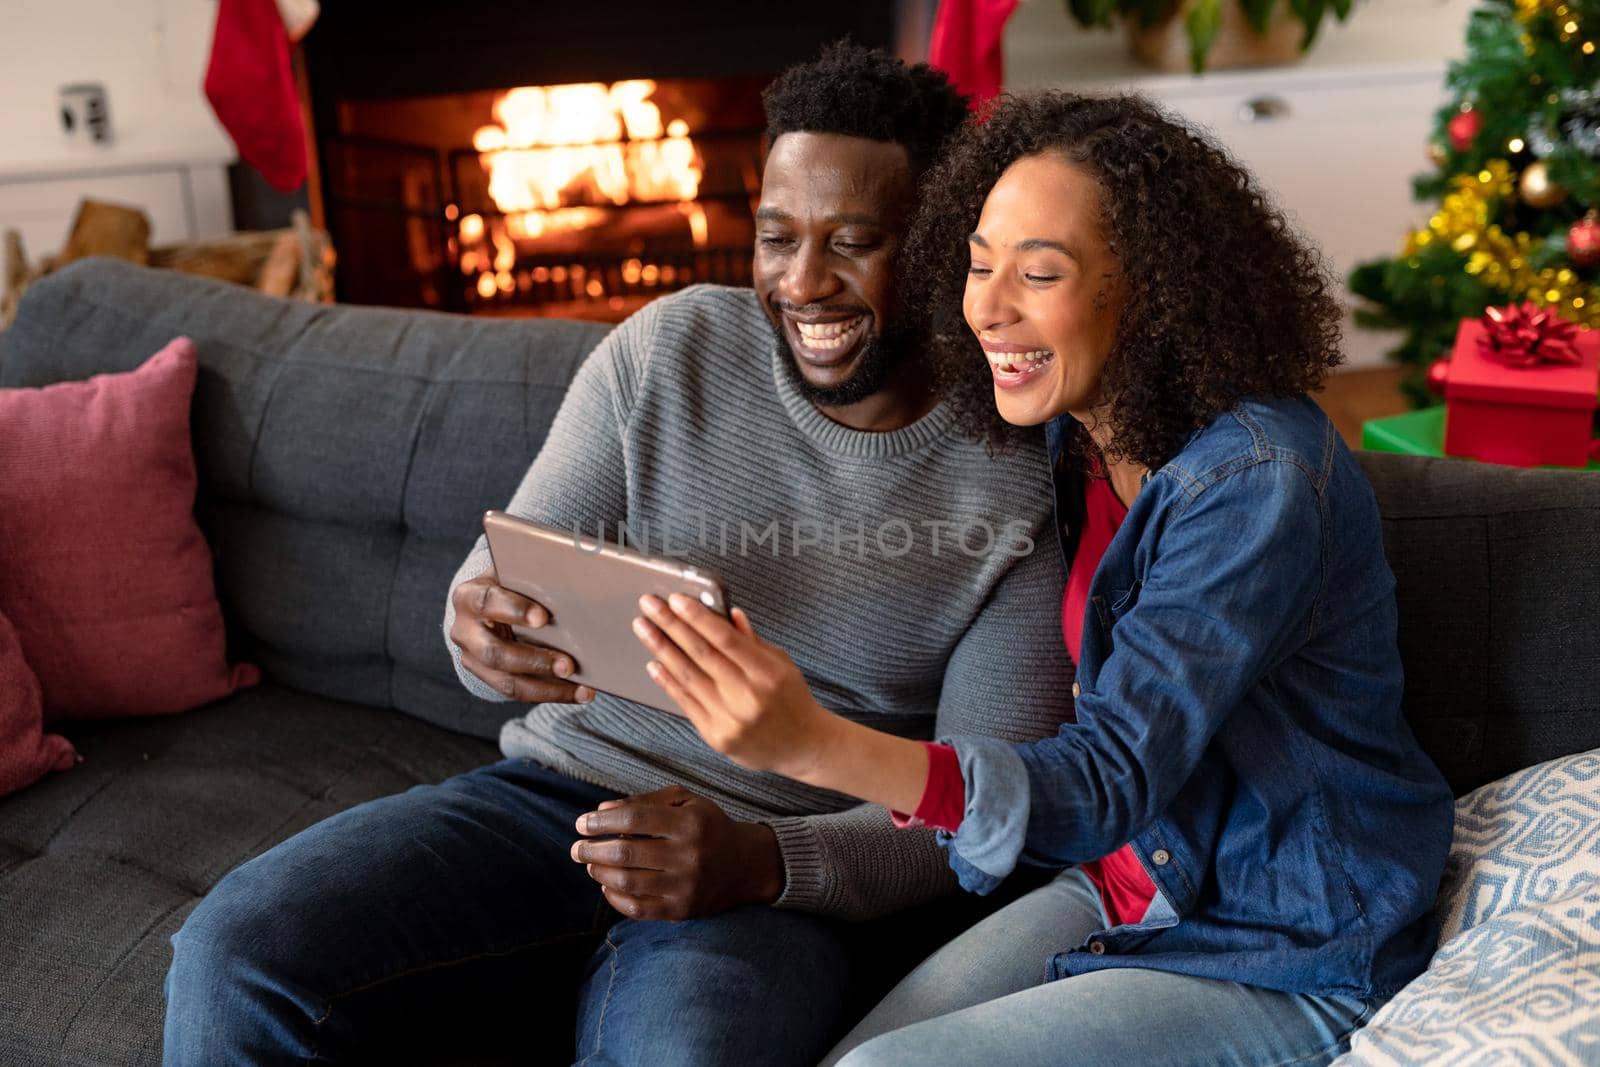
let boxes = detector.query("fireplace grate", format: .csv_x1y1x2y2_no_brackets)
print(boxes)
460,244,752,317
323,118,762,320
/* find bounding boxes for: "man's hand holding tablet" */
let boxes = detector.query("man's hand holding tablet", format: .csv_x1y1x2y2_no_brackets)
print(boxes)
448,572,596,705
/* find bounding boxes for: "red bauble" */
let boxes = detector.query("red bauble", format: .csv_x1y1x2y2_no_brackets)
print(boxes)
1447,108,1482,153
1569,214,1600,268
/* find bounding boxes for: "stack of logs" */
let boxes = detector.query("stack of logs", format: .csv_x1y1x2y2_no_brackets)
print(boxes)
1,200,335,331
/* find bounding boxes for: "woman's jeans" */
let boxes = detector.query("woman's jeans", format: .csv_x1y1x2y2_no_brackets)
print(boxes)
824,867,1383,1067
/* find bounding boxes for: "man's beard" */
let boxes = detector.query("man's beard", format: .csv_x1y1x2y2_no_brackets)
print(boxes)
772,321,912,409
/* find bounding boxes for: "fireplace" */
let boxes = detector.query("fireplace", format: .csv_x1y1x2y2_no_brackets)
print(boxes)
301,3,902,320
322,76,766,319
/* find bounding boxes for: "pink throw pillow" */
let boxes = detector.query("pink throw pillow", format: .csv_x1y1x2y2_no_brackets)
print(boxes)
0,605,75,796
0,337,259,717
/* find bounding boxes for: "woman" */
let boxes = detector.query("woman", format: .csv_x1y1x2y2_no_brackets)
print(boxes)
623,92,1455,1066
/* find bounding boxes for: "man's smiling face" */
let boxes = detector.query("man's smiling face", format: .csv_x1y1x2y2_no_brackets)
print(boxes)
753,131,916,408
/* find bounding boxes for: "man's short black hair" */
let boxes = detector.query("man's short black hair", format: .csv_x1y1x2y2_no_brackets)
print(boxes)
762,40,971,176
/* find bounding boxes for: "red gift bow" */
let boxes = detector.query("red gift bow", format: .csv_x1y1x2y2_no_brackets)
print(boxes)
1478,302,1583,368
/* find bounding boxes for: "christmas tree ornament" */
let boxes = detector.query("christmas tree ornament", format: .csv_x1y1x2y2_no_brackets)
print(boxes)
1448,107,1483,153
1568,212,1600,267
1427,140,1448,167
1518,160,1568,208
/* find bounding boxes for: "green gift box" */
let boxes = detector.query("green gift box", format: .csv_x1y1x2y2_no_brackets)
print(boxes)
1362,406,1600,470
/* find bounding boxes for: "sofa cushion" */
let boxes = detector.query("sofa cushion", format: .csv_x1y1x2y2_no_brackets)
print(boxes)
0,605,75,797
0,260,612,739
0,336,258,717
1356,452,1600,796
0,684,498,1066
1333,749,1600,1065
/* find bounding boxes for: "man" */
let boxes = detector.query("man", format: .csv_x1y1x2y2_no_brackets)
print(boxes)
163,43,1077,1066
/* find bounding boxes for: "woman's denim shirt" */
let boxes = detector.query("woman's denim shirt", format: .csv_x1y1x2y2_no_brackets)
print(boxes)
939,396,1456,999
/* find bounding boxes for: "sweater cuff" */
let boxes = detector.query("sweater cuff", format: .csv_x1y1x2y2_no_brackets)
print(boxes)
762,814,831,913
443,556,507,703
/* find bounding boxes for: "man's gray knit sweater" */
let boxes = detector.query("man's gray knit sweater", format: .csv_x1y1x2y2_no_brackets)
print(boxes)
444,285,1077,921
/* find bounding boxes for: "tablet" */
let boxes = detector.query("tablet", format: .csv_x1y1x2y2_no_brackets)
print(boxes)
481,510,732,714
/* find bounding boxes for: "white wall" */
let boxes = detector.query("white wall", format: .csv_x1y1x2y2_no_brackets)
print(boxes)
0,0,233,179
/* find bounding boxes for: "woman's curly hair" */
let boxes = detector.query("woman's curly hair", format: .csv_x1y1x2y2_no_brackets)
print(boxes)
904,91,1345,469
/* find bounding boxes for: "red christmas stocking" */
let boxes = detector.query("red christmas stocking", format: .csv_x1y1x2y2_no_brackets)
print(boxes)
205,0,307,192
929,0,1021,106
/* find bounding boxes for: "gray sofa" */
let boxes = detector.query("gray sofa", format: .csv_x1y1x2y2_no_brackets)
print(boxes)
2,259,1597,1066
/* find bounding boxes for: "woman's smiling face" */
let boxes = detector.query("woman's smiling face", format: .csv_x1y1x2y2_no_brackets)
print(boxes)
962,151,1126,429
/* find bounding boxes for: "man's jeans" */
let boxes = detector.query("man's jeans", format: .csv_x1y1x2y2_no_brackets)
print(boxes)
824,867,1383,1067
163,758,869,1066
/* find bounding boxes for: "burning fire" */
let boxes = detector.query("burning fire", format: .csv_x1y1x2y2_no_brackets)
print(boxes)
462,79,709,303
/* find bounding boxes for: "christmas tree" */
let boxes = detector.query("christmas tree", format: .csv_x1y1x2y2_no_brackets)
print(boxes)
1350,0,1600,405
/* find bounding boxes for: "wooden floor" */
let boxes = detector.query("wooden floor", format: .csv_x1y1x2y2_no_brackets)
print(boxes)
1314,366,1409,449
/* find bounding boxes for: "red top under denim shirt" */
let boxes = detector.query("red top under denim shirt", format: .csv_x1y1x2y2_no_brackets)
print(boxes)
895,461,1157,926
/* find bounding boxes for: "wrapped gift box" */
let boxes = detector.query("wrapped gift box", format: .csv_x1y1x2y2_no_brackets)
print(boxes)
1430,309,1600,468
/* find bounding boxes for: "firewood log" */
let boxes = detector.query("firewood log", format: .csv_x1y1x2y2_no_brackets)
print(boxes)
149,231,282,285
1,229,38,331
57,200,151,266
255,231,301,297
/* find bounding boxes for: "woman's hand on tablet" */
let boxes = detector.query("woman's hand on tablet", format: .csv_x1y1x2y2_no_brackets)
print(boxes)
633,593,934,815
632,593,839,780
450,572,595,704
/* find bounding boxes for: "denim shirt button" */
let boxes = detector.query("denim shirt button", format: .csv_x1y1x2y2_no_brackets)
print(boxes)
1089,940,1107,955
1152,849,1171,866
1071,681,1082,699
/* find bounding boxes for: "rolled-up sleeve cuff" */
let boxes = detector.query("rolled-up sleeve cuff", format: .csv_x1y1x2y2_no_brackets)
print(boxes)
933,734,1031,895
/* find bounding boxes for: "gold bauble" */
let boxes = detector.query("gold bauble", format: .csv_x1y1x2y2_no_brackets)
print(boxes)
1519,160,1568,209
1426,141,1448,167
